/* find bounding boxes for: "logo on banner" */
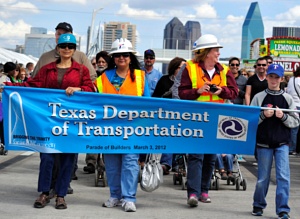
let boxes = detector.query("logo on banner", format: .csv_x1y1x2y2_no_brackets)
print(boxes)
217,115,247,141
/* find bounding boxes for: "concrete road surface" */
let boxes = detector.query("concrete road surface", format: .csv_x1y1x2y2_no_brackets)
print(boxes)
0,152,299,219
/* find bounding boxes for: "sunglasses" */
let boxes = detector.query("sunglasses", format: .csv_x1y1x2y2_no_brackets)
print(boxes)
268,62,273,64
257,64,267,67
230,63,240,67
114,53,130,58
58,43,76,50
145,56,155,60
92,63,96,65
241,74,247,76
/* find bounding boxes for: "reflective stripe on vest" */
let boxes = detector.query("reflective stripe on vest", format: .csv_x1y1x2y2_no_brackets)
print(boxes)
187,60,228,103
96,69,143,96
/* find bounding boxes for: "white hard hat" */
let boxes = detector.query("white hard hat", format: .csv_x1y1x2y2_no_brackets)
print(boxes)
109,38,136,55
192,34,223,51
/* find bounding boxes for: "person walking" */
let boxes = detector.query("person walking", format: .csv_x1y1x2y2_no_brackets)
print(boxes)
251,64,299,219
95,38,150,212
4,33,95,209
171,34,238,207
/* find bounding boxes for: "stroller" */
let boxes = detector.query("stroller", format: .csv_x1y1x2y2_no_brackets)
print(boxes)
94,154,107,187
172,154,188,190
0,143,7,155
210,154,247,191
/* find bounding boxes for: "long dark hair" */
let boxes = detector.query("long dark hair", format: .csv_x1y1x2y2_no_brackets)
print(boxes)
106,53,141,82
168,57,186,76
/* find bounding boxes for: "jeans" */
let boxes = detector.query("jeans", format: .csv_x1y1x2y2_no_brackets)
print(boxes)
104,154,139,202
253,145,290,215
38,153,75,197
187,154,216,197
160,153,173,170
215,154,234,171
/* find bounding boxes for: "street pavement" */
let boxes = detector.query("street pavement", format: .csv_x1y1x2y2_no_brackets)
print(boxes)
0,152,299,219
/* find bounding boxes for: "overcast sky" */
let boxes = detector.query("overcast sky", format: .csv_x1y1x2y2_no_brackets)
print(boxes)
0,0,299,59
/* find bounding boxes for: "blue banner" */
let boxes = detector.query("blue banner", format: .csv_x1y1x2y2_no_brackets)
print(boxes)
2,87,260,154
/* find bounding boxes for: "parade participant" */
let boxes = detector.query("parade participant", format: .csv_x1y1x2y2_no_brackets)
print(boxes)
5,33,95,209
152,57,186,174
95,38,150,212
172,34,238,207
251,64,299,219
83,51,111,174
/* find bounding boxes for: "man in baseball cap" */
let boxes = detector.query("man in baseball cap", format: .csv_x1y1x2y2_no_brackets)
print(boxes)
55,22,73,33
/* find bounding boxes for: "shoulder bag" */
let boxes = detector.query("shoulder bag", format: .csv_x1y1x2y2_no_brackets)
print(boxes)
140,154,163,192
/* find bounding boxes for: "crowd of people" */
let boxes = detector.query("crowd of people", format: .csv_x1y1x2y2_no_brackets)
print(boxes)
0,21,299,219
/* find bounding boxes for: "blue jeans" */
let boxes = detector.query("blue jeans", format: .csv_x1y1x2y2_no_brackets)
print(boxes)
215,154,234,171
160,153,173,169
253,145,290,215
38,153,75,197
187,154,216,197
104,154,139,202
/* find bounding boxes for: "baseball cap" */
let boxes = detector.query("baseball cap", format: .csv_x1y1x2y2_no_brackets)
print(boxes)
55,22,73,33
267,64,284,77
58,33,76,45
144,49,155,58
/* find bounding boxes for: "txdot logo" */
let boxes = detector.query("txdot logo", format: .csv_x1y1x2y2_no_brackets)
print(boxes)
217,115,248,141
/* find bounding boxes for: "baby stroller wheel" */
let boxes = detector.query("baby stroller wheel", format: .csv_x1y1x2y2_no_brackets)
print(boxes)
173,174,177,185
227,178,231,185
235,178,240,190
95,167,99,187
242,179,247,191
215,178,219,190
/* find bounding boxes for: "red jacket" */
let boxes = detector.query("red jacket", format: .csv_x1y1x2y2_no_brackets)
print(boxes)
5,60,94,92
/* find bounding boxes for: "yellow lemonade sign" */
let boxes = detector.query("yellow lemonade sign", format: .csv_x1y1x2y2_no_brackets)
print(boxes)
268,37,300,58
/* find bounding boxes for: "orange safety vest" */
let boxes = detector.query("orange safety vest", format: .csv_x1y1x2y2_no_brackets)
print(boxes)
96,69,144,96
186,60,228,103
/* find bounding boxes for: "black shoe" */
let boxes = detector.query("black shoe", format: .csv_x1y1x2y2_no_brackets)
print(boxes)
83,164,95,173
72,173,78,180
252,207,263,216
67,185,73,194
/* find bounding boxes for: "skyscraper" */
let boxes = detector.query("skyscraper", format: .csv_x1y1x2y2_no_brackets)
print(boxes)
162,17,201,72
102,22,137,52
241,2,264,59
273,27,300,37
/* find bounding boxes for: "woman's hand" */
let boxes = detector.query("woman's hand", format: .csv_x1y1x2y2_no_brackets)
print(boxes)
197,82,210,94
65,87,81,96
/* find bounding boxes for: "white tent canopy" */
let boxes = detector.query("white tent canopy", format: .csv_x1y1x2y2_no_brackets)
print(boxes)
0,47,38,65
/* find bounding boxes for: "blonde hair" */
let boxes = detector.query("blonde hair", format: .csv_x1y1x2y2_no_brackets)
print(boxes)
194,48,212,63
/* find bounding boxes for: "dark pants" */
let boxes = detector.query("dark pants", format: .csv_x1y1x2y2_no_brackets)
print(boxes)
38,153,75,197
187,154,217,197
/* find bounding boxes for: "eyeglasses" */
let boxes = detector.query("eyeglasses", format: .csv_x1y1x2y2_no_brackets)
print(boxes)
114,53,130,58
230,63,240,67
58,43,76,50
92,63,96,66
268,62,273,64
241,74,247,76
257,64,267,67
145,56,155,60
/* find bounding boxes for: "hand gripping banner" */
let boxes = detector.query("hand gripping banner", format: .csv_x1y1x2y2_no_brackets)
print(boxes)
2,87,260,154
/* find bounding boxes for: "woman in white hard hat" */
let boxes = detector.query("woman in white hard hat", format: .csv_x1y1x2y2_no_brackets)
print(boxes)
95,38,150,212
5,33,95,210
172,34,238,207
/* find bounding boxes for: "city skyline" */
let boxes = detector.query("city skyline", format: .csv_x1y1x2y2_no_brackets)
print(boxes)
0,0,299,59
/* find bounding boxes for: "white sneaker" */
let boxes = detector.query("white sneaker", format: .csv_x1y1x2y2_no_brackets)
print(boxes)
102,197,122,208
122,201,136,212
